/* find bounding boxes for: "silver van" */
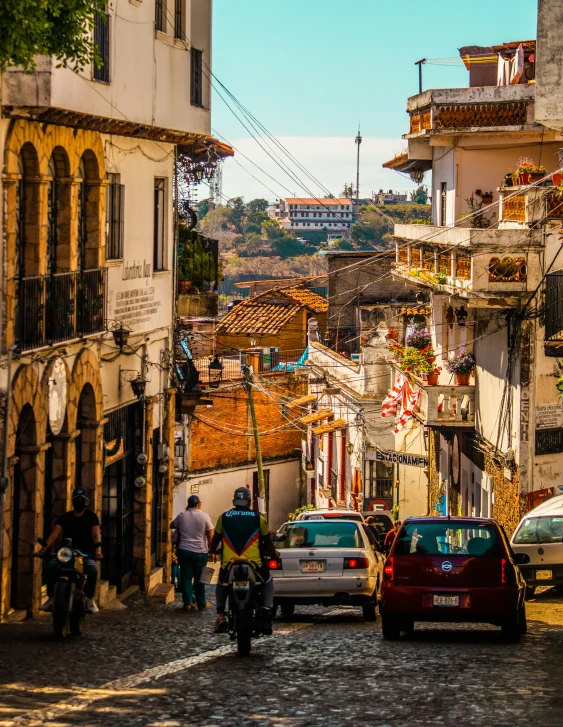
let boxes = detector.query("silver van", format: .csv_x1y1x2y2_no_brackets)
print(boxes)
511,494,563,598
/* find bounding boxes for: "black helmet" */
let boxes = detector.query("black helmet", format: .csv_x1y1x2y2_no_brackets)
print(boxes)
233,487,251,507
72,487,89,501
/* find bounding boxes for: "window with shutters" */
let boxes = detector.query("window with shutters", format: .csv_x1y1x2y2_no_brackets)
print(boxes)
174,0,183,39
93,11,110,84
153,178,166,271
155,0,166,33
191,48,203,107
106,174,124,260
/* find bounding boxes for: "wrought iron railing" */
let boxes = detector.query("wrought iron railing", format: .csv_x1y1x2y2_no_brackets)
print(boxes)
93,12,110,83
192,349,306,383
17,269,106,351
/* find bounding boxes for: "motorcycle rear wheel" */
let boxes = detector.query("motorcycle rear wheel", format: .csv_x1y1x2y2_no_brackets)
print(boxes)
69,609,85,636
236,610,252,657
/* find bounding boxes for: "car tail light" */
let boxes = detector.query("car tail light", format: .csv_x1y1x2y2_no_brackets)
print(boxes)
383,557,394,581
267,558,282,570
502,558,515,584
343,557,369,569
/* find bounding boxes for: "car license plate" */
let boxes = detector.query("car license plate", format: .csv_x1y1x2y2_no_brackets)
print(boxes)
300,560,325,573
433,594,459,607
536,569,553,580
232,581,250,590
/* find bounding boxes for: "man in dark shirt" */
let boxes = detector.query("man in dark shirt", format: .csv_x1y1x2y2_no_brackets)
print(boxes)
38,487,102,613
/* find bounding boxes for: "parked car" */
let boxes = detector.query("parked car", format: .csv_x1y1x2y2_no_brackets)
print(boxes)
380,517,529,641
295,509,365,522
271,519,384,621
511,495,563,598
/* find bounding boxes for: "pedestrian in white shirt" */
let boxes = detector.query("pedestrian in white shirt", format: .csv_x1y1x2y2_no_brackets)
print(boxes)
170,495,214,611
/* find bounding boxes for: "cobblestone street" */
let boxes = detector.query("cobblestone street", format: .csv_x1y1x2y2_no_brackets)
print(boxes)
1,588,563,727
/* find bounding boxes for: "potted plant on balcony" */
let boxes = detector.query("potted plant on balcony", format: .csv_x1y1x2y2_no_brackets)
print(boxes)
386,327,398,340
405,327,431,350
552,171,563,186
420,345,436,362
515,157,547,185
425,366,441,386
476,190,493,205
445,349,476,385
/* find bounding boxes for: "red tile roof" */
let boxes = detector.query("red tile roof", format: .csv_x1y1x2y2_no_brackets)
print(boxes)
216,287,327,336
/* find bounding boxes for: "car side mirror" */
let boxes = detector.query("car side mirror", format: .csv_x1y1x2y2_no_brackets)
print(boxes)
514,552,530,565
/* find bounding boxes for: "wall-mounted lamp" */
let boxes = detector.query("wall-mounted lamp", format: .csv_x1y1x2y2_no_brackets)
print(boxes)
250,338,257,348
109,321,131,350
130,374,147,399
346,442,354,455
455,305,468,329
208,355,223,389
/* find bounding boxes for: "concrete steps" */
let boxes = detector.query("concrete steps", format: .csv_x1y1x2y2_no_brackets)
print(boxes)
149,583,175,604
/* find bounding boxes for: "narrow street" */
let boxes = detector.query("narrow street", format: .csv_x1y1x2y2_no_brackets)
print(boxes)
2,590,563,727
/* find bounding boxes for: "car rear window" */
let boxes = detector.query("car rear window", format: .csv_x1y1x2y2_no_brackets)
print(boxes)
394,522,501,557
274,522,363,549
513,516,563,544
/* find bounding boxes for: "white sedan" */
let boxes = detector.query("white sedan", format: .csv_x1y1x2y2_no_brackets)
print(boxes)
270,519,384,621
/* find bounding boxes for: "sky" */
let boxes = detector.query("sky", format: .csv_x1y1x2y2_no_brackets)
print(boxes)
210,0,538,205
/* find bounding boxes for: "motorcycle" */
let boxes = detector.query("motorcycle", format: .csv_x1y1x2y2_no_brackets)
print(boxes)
36,537,90,640
222,559,275,657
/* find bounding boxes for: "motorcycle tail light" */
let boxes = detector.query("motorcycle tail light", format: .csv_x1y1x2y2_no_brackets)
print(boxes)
344,557,369,569
56,547,73,563
383,557,394,581
268,559,282,570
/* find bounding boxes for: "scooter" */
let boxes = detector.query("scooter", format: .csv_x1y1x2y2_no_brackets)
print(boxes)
37,537,89,640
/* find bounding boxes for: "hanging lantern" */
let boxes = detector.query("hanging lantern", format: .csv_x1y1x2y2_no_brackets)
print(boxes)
130,374,147,399
208,355,223,388
455,305,468,329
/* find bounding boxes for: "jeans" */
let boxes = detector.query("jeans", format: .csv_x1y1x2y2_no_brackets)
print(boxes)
177,549,209,608
216,574,274,613
46,558,98,599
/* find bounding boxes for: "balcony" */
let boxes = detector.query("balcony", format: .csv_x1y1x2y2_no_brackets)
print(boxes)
405,84,537,138
391,364,475,429
498,185,563,227
17,268,106,352
393,224,543,308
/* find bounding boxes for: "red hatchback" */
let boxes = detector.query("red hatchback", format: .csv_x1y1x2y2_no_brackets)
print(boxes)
380,517,529,641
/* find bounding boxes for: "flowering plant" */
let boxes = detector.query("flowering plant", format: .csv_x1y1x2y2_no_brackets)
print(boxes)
405,328,431,350
516,156,547,175
445,349,476,375
387,342,404,357
399,347,434,376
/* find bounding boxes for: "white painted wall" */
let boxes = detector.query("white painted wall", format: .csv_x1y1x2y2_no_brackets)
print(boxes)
395,424,429,519
49,0,211,135
175,459,301,533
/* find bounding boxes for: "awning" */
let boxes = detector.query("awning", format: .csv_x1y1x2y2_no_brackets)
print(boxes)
301,408,333,425
288,394,317,408
312,418,347,435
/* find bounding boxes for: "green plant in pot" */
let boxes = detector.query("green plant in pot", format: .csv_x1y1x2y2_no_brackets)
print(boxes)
399,347,432,376
426,366,442,386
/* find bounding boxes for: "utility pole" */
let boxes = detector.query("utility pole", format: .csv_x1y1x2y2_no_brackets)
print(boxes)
242,362,267,519
415,58,426,94
355,127,362,206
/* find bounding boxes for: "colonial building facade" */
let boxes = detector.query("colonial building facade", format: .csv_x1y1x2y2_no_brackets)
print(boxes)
0,1,231,620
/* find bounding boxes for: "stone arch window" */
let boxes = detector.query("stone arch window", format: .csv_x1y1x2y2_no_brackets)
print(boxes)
12,403,37,610
488,256,527,283
75,383,98,492
76,149,103,272
47,146,71,274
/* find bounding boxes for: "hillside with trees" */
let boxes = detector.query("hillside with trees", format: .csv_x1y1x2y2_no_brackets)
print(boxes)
196,189,430,292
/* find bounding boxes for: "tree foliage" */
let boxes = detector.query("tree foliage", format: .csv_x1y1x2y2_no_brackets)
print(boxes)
410,185,429,205
0,0,106,71
351,203,431,248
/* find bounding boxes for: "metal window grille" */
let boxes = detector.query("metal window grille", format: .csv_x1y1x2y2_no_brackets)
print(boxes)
106,175,125,259
155,0,166,32
536,428,563,456
545,272,563,342
190,48,203,107
93,12,110,83
174,0,183,38
154,178,166,271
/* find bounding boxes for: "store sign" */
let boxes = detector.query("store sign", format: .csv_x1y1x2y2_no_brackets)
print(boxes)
536,403,563,430
367,448,428,468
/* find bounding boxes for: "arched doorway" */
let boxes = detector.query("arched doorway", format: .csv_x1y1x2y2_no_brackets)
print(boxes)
11,404,37,611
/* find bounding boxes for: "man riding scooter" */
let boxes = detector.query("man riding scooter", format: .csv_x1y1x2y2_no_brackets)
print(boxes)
209,487,278,634
38,487,102,613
